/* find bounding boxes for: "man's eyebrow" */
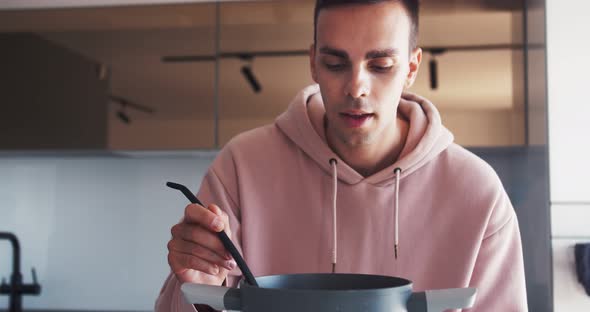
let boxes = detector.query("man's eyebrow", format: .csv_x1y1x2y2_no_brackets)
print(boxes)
319,47,400,59
366,48,400,59
319,46,349,59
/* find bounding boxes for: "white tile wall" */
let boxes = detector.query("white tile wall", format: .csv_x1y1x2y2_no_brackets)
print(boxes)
0,153,216,311
547,0,590,311
551,205,590,238
546,0,590,203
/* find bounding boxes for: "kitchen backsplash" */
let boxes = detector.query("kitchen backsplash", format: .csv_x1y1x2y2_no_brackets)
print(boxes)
0,152,216,310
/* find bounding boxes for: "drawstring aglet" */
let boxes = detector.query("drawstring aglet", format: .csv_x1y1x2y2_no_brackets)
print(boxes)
395,244,398,259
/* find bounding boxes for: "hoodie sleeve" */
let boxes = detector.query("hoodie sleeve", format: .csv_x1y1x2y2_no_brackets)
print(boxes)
467,190,528,312
155,152,244,312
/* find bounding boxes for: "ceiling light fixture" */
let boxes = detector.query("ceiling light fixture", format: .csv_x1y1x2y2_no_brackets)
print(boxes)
117,105,131,124
429,58,438,90
241,65,261,93
428,48,446,90
108,94,155,125
239,54,261,93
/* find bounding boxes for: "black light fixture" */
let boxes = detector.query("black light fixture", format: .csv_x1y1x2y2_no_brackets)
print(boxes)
117,105,131,124
239,54,261,93
429,58,438,90
241,66,261,93
108,94,155,125
428,48,446,90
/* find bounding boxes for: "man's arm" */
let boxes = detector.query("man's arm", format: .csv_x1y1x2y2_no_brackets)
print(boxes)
468,192,528,312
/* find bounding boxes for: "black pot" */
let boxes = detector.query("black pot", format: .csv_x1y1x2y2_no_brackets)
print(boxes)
181,273,477,312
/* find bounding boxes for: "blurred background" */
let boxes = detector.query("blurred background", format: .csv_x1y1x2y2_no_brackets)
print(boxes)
0,0,586,311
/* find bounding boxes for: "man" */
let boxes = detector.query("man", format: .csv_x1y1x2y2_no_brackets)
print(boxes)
156,0,528,311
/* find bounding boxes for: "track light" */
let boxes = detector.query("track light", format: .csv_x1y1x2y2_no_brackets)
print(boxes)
238,54,261,93
241,65,261,93
429,58,438,90
428,49,446,90
117,108,131,124
108,94,155,125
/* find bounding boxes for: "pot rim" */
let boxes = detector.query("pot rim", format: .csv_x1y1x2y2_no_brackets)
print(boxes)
239,273,414,295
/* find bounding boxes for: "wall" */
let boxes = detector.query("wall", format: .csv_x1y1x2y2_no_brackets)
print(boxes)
546,0,590,311
0,153,216,311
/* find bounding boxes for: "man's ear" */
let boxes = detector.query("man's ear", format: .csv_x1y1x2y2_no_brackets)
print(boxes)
405,47,422,89
309,44,318,83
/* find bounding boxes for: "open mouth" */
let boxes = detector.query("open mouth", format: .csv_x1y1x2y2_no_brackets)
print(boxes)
339,112,374,128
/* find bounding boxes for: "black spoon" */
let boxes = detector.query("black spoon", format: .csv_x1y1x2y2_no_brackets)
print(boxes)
166,181,258,286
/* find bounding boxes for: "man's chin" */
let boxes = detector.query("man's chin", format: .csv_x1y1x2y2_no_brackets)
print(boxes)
338,132,377,148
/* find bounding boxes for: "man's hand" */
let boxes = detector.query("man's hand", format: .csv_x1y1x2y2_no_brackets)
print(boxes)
167,203,236,285
401,91,430,105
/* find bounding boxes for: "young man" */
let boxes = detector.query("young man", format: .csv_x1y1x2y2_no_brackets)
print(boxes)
156,1,528,311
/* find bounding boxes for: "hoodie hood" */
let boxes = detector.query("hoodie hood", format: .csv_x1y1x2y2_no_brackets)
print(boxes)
275,84,454,185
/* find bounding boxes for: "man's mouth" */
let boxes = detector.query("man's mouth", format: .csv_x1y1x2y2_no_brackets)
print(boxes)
339,112,375,128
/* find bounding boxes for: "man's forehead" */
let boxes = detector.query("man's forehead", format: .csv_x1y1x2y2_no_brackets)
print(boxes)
315,1,410,27
315,2,411,53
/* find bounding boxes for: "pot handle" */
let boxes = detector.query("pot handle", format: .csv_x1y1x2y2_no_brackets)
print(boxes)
407,287,477,312
180,283,242,311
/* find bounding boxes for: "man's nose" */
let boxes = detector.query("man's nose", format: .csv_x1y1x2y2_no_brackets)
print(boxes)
345,67,370,99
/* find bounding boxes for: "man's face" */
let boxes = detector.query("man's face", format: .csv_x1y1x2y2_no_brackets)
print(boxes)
310,1,421,147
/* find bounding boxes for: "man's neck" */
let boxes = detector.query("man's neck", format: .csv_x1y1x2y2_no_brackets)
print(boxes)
326,116,409,177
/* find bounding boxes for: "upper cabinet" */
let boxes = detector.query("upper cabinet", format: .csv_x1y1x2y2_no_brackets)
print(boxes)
0,32,109,149
416,4,526,147
217,1,315,146
0,0,528,151
0,3,217,150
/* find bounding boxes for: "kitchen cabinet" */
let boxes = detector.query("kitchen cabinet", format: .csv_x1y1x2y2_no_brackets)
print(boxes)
0,0,530,151
0,33,109,149
0,3,218,151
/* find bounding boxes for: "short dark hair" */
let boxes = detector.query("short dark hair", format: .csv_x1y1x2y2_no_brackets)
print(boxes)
313,0,420,50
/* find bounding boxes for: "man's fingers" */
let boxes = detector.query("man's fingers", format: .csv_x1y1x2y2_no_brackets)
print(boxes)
207,204,232,237
168,238,236,270
171,223,231,259
208,203,223,216
401,91,428,104
168,251,221,276
183,203,225,232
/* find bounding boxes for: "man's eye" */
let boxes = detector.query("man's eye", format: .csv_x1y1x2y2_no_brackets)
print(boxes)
371,65,393,73
324,63,346,71
369,58,396,73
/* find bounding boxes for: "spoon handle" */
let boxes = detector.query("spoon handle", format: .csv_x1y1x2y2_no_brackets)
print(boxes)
166,182,258,286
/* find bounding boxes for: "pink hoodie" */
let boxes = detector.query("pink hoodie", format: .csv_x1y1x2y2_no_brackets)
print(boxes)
155,84,528,312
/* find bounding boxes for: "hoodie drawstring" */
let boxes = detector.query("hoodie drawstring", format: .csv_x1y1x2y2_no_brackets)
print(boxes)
393,167,402,260
329,158,338,273
328,160,402,269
